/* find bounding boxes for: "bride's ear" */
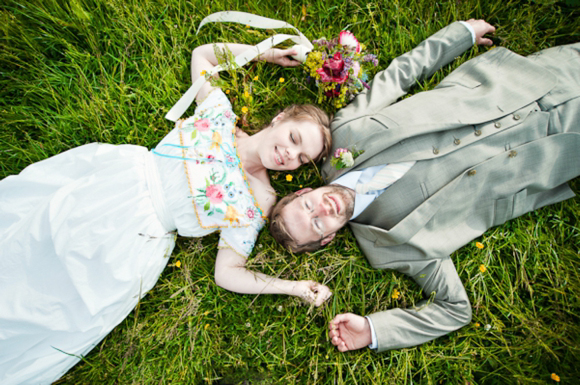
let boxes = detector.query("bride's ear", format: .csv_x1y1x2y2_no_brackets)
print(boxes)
271,112,285,125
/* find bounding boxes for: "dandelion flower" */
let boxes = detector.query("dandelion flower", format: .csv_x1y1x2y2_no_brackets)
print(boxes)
286,174,293,182
279,77,285,83
244,91,250,98
200,70,206,76
299,185,303,188
479,264,486,273
253,76,259,81
225,90,230,94
204,323,210,330
392,289,400,299
475,322,481,327
241,106,249,114
175,260,181,268
476,242,484,249
551,373,560,382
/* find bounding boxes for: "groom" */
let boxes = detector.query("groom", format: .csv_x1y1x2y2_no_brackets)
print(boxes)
269,19,580,352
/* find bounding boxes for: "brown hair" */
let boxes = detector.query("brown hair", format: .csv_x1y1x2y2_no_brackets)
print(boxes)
269,192,326,254
275,105,332,163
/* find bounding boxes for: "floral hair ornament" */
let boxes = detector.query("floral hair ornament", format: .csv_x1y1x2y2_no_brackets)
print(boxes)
305,31,378,109
165,11,314,122
331,147,364,170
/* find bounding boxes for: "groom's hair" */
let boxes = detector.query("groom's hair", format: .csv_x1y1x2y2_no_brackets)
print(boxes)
269,193,326,254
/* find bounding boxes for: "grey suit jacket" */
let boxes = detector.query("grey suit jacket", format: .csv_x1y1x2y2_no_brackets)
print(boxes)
321,22,580,351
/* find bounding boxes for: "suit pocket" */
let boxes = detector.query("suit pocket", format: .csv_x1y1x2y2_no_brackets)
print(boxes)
492,189,528,226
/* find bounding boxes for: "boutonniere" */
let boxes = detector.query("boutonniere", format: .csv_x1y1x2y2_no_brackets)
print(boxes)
330,147,364,170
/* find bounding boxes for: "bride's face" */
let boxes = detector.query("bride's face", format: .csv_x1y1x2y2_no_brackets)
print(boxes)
259,119,324,171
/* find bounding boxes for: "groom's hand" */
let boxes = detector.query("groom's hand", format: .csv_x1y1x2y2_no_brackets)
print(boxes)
328,313,372,352
465,19,496,46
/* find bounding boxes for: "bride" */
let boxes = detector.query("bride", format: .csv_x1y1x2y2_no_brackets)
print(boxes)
0,43,332,384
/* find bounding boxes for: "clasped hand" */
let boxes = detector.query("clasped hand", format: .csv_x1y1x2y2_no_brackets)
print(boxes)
292,280,332,306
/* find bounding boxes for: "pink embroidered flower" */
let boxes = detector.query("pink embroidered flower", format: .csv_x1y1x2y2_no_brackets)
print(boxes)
206,184,224,204
224,110,232,119
246,208,255,219
316,53,348,84
206,154,215,160
194,118,211,131
338,31,361,53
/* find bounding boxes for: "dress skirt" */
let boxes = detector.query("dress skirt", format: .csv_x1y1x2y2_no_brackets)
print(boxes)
0,143,176,384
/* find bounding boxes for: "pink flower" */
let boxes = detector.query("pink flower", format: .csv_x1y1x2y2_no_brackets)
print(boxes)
194,118,211,131
224,110,232,119
338,30,361,53
351,61,361,77
205,184,224,204
316,53,348,84
334,148,349,158
246,209,255,219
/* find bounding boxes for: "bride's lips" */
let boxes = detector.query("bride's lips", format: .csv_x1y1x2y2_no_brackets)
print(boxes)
274,146,284,166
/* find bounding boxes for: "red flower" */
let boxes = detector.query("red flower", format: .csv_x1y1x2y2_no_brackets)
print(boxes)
205,184,224,204
206,154,215,160
194,118,211,131
316,53,348,84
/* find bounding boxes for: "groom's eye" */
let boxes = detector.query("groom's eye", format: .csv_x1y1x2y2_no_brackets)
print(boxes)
290,133,296,144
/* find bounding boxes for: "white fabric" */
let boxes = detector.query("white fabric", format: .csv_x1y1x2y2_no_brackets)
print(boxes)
458,21,476,44
0,90,262,384
365,316,378,349
165,11,313,122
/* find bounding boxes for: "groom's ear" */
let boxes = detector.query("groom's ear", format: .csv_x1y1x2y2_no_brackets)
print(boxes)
320,233,335,246
295,188,312,196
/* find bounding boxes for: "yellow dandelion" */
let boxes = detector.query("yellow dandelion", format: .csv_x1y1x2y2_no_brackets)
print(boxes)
551,373,560,382
279,77,285,83
479,264,487,273
286,174,293,182
244,91,250,99
475,322,481,327
225,89,230,94
241,106,249,114
203,311,209,316
299,185,303,188
392,289,400,299
476,242,484,249
175,260,181,268
204,323,210,330
253,75,259,81
200,70,206,76
245,24,250,28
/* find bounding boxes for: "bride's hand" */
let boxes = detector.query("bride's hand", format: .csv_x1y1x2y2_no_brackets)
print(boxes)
292,280,332,306
260,48,302,67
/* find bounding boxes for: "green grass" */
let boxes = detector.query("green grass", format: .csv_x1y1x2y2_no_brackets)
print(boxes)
1,0,579,384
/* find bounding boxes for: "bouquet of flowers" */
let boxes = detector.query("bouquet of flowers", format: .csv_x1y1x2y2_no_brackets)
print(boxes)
304,31,378,109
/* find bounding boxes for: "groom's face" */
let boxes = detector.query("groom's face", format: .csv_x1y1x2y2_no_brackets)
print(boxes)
280,185,355,247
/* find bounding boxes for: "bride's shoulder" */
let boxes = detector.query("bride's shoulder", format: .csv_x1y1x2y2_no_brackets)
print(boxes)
246,171,276,216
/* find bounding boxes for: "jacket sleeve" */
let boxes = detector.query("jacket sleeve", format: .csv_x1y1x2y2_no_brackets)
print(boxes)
332,22,474,128
366,255,472,352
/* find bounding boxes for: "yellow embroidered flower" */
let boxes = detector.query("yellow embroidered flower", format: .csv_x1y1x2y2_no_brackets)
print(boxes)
279,77,285,83
241,106,249,114
476,242,484,249
224,205,241,224
200,70,206,76
286,174,293,182
479,264,486,273
392,289,400,299
225,89,230,94
551,373,560,382
175,260,181,268
210,131,222,150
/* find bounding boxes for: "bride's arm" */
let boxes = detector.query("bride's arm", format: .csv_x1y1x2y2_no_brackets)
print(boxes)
191,44,302,102
214,248,332,306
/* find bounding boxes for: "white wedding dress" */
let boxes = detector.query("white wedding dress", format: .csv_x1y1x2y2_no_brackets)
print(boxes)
0,90,264,384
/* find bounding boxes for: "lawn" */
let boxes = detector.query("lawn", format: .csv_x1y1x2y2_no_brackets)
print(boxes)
1,0,579,384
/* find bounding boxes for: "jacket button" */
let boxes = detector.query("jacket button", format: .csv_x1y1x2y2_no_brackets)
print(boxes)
508,150,518,158
433,148,440,155
453,138,461,145
494,122,501,128
513,114,521,121
468,169,477,176
474,129,482,136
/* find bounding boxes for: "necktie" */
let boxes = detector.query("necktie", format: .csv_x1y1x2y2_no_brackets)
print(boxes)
355,161,415,194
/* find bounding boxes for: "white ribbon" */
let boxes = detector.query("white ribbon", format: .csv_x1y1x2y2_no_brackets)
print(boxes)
165,11,313,122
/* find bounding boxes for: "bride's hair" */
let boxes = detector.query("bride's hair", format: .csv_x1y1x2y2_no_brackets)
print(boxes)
271,104,333,162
